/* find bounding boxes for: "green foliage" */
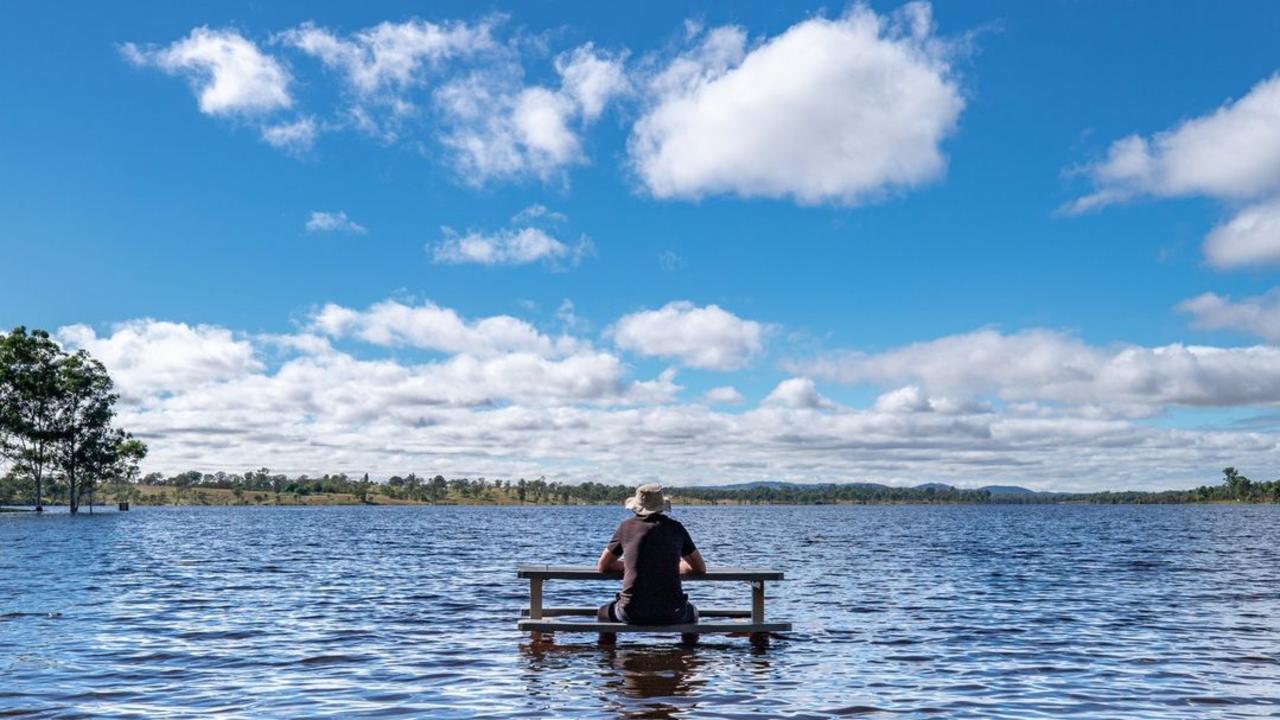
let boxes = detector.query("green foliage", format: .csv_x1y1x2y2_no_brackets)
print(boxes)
0,327,64,509
0,326,147,512
83,464,1280,507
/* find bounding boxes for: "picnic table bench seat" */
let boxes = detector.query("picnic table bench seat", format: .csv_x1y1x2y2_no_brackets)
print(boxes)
516,564,791,639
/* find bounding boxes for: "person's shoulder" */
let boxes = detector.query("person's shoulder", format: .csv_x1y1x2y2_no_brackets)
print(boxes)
660,514,687,529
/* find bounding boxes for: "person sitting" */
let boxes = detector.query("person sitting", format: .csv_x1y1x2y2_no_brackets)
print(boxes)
596,484,706,625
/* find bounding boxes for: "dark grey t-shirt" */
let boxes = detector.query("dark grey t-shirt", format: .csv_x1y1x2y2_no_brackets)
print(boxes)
606,513,697,624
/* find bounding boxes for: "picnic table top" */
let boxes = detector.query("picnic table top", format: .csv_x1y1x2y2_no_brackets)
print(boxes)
516,565,784,581
517,619,791,633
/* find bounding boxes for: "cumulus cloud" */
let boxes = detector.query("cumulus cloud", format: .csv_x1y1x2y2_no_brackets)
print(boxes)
306,210,367,234
1068,73,1280,268
629,3,963,204
796,328,1280,408
46,305,1280,492
874,385,934,413
1178,288,1280,342
430,226,590,267
556,43,630,121
56,320,262,400
261,117,319,153
436,43,628,184
1070,73,1280,212
703,386,745,405
762,377,835,409
277,18,499,142
310,298,579,357
613,302,764,370
122,27,292,116
279,19,496,95
1202,196,1280,268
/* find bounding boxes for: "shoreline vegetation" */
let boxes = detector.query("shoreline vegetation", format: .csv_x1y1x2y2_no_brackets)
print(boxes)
3,468,1277,510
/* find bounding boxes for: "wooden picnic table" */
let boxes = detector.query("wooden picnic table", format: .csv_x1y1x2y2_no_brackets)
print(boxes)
515,565,791,639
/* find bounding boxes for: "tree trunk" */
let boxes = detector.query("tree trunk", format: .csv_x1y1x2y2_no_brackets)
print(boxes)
68,463,79,514
34,472,43,512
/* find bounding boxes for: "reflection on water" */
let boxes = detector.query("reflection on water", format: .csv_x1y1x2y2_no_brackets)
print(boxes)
2,504,1280,718
521,639,774,719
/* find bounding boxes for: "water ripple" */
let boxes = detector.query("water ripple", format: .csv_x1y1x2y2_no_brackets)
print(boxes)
2,504,1279,718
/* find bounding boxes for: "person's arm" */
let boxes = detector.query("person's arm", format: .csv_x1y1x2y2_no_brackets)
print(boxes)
598,523,626,573
597,547,625,573
680,549,706,575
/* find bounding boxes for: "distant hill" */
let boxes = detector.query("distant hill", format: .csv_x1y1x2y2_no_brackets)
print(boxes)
694,480,1044,497
980,485,1038,495
703,480,890,491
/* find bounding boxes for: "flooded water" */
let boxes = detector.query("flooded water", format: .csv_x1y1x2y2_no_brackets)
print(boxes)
2,504,1279,718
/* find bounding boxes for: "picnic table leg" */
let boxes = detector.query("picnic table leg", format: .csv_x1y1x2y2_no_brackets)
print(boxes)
529,578,544,619
529,578,553,644
750,580,769,646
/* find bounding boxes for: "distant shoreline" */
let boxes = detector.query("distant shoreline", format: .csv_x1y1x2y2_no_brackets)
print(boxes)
5,492,1275,512
6,469,1277,509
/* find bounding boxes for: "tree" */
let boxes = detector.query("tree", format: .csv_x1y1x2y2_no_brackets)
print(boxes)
50,351,120,514
1223,467,1252,501
0,327,64,511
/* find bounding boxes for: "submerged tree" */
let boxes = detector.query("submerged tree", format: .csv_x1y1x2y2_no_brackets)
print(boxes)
0,327,146,513
0,328,63,511
51,350,120,513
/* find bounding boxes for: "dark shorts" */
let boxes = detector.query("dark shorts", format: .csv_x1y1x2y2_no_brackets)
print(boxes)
598,596,697,625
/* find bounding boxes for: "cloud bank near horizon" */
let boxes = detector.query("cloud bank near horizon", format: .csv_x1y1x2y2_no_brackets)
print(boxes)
49,299,1280,493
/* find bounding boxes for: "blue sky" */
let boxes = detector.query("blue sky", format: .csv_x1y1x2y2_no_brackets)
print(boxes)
3,1,1280,490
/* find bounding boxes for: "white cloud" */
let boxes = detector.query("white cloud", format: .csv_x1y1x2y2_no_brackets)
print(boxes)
629,3,963,204
761,377,835,409
52,305,1280,492
306,210,367,234
430,226,590,267
123,27,292,116
1178,288,1280,342
436,43,627,184
511,203,567,224
797,328,1280,408
1068,73,1280,268
279,19,496,96
613,301,764,370
556,43,631,121
703,386,745,405
874,385,933,413
310,299,578,357
1202,196,1280,268
1070,73,1280,212
56,320,261,400
261,117,319,153
125,21,628,183
555,299,588,333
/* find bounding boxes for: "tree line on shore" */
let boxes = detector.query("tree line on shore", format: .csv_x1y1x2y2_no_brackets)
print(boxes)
4,463,1276,507
0,327,146,512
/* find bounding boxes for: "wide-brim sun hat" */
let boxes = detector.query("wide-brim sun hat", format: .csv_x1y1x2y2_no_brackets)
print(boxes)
625,483,671,516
